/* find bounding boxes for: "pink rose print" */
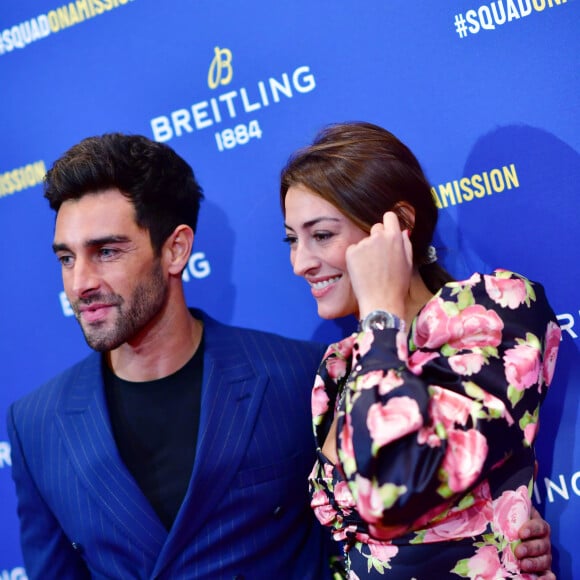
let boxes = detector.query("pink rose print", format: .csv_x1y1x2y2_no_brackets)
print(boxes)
332,524,359,543
523,421,538,446
413,297,459,349
448,304,503,350
448,273,481,289
366,396,423,448
329,334,357,359
396,328,408,362
478,389,515,426
354,329,375,359
484,274,528,309
430,387,475,429
354,474,385,524
492,485,531,542
356,370,385,391
408,349,439,375
326,356,348,380
499,543,536,579
312,377,330,417
378,369,404,395
334,480,356,511
311,489,339,526
465,545,505,580
503,343,541,391
448,352,485,376
422,482,493,541
417,425,442,448
542,320,561,386
442,429,488,492
367,541,399,563
323,462,334,479
369,521,409,541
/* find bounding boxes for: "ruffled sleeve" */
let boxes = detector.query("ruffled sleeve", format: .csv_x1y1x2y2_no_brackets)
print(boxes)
335,270,561,538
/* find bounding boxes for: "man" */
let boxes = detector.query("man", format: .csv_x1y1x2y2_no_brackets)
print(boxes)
7,134,553,578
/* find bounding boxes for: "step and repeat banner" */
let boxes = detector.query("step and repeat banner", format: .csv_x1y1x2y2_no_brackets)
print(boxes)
1,0,579,577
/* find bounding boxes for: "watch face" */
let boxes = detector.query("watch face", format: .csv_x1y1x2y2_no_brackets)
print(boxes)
362,310,404,332
363,310,394,331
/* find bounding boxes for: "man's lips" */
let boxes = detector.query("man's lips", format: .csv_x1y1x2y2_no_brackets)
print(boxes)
77,303,115,324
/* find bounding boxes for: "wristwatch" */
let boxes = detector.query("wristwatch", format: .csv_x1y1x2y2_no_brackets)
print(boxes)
360,309,405,332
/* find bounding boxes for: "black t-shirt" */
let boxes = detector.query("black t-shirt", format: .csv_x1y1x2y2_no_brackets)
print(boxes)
103,338,204,530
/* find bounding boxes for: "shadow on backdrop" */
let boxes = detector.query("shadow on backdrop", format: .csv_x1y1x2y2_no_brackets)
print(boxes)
184,199,236,324
457,125,580,577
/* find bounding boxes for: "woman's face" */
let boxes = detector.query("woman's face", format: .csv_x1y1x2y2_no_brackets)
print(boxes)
284,184,367,320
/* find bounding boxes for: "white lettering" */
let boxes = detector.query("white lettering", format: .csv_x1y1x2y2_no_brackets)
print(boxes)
182,252,211,282
545,474,569,502
151,116,173,142
572,472,580,496
478,5,497,29
491,1,507,24
293,66,316,93
59,291,74,317
465,10,481,33
239,88,261,113
518,0,533,14
0,569,28,580
506,0,522,19
149,65,317,142
192,102,213,130
218,90,238,118
0,441,11,467
171,109,194,136
557,313,578,339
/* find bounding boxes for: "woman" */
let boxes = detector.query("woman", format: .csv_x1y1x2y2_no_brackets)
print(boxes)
280,122,561,578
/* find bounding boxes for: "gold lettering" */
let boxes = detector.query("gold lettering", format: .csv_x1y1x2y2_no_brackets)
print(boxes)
489,169,505,192
438,182,456,207
503,163,519,189
459,177,474,202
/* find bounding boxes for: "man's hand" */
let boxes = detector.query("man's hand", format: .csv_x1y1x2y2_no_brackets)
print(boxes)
515,507,554,578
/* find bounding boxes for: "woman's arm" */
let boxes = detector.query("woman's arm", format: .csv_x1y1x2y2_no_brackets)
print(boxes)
335,271,560,533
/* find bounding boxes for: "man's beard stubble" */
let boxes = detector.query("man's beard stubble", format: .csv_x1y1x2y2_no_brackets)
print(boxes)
73,262,168,352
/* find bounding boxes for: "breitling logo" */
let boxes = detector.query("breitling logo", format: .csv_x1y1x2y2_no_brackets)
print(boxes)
208,46,233,89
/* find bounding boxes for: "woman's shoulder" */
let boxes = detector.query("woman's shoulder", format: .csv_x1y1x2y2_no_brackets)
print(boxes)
436,269,546,309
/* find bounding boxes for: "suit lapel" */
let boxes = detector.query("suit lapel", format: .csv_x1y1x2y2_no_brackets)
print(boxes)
55,353,167,558
152,314,268,575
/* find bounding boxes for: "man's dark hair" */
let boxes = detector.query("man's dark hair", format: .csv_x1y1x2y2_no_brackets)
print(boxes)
44,133,204,254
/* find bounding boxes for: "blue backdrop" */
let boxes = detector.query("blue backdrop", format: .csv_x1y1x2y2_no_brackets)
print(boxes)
1,1,579,577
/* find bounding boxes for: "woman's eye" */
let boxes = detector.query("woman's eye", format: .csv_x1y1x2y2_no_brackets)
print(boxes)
313,232,334,242
282,235,297,245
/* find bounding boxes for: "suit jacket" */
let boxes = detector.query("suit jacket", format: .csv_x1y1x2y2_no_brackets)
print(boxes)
7,310,332,579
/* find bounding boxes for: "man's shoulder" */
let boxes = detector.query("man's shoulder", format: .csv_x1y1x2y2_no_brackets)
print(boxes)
11,351,101,414
196,308,326,357
231,323,324,351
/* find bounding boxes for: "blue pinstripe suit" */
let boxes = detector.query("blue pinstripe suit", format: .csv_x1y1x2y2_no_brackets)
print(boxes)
7,310,333,579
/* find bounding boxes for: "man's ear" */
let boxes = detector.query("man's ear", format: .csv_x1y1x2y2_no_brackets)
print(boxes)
163,225,194,275
392,201,416,232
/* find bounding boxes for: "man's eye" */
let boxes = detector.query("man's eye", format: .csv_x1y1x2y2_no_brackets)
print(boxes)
58,255,73,267
99,248,117,259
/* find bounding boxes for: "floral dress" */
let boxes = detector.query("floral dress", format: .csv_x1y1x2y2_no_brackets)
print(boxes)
309,270,561,579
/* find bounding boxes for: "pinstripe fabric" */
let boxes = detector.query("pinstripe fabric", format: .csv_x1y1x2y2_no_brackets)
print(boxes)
8,310,333,579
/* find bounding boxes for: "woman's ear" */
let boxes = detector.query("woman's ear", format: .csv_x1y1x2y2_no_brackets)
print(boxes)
392,201,416,232
163,225,194,275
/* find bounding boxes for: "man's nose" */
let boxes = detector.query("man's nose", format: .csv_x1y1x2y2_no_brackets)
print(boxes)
70,257,100,298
